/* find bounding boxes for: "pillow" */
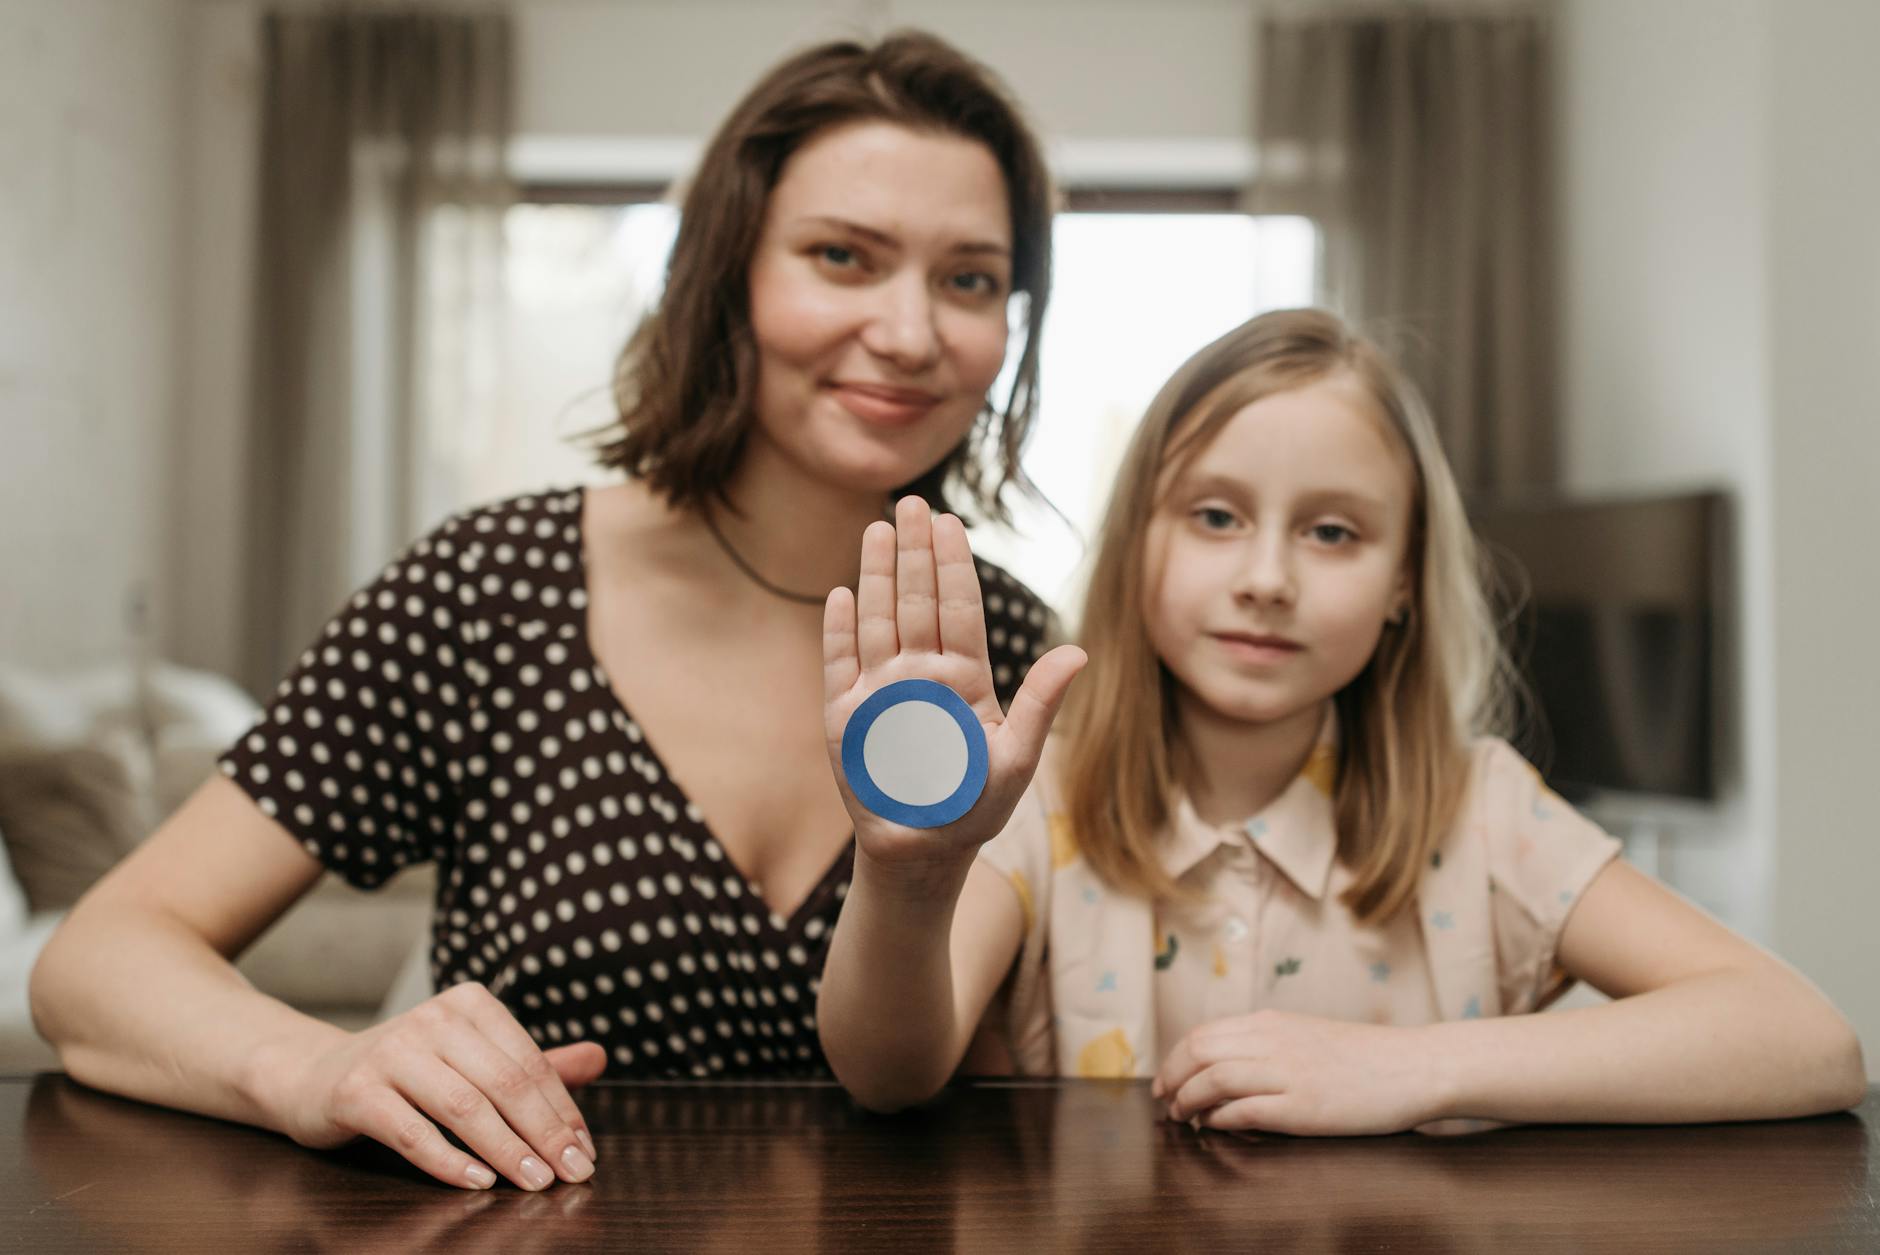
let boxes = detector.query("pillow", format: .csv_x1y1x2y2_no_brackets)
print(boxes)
0,823,28,936
0,739,152,913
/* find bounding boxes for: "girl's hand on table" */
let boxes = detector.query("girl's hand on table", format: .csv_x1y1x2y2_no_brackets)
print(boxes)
267,981,605,1190
1153,1009,1441,1136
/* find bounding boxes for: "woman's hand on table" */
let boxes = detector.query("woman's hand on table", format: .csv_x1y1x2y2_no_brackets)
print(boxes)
821,496,1085,888
263,981,606,1190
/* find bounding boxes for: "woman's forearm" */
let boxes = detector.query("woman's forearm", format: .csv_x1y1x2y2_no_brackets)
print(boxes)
1422,966,1866,1125
817,851,978,1112
30,900,347,1133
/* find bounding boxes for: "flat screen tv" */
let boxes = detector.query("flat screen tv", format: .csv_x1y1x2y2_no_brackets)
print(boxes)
1468,491,1729,803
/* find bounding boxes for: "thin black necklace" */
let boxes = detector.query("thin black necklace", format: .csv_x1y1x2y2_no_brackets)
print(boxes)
699,504,830,607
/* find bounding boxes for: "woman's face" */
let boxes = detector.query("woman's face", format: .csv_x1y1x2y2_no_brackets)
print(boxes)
745,120,1015,498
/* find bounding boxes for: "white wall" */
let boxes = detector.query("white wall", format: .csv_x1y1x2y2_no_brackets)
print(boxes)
1765,0,1880,1078
1554,0,1773,931
1557,0,1880,1073
0,0,188,669
515,0,1254,145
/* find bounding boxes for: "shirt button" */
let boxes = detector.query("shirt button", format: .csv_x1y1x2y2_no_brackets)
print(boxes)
1222,915,1250,944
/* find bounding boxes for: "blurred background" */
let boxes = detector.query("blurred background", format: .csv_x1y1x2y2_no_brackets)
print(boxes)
1,0,1875,1077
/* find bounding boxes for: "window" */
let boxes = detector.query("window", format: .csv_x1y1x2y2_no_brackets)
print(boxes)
468,199,1317,617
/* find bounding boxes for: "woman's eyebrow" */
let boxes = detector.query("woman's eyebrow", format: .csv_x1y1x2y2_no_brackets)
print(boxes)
797,215,1010,257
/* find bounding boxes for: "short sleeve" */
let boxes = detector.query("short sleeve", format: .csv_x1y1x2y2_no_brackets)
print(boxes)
1476,740,1624,1013
975,744,1066,1074
218,520,478,889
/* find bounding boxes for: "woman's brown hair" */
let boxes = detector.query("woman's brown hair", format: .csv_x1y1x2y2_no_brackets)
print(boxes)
593,30,1054,520
1058,308,1515,923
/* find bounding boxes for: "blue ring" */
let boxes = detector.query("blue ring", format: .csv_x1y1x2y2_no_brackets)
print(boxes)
840,678,989,828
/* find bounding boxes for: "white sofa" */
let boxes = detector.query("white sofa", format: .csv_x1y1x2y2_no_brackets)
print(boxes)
0,661,432,1073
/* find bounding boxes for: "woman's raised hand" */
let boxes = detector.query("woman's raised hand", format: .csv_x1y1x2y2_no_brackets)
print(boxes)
266,981,606,1191
821,496,1085,870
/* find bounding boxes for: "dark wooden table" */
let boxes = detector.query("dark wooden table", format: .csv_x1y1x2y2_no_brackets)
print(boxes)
3,1074,1874,1253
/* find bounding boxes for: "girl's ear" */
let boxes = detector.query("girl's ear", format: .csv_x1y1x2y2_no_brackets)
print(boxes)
1387,573,1412,625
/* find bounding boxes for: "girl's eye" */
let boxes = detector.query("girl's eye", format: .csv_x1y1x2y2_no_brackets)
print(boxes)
1310,522,1356,545
1195,506,1240,531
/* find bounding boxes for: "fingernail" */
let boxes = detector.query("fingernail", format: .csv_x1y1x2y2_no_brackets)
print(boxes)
576,1128,597,1161
465,1162,497,1190
519,1155,555,1191
561,1144,595,1182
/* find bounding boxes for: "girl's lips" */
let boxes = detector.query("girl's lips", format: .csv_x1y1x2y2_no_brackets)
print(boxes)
827,382,942,427
1211,632,1304,663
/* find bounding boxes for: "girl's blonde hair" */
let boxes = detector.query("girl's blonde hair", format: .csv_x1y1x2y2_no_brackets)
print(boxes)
1059,308,1514,923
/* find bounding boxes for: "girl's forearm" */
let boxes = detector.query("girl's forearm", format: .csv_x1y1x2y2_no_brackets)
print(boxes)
30,902,347,1132
817,850,978,1112
1422,966,1866,1125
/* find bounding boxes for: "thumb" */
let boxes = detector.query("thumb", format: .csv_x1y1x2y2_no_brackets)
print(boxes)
999,645,1087,766
546,1041,607,1090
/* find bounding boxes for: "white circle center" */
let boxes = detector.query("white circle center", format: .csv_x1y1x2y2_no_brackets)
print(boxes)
862,699,970,806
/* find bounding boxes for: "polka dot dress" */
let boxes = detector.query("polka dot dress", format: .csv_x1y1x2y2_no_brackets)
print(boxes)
219,488,1055,1078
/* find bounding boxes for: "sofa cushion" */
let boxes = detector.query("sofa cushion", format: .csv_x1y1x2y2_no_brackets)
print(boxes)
0,738,151,913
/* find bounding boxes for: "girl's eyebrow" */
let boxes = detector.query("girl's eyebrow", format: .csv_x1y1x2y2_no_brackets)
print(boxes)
796,215,1011,258
1173,471,1392,518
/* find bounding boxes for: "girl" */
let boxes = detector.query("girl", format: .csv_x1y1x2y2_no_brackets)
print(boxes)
817,308,1865,1131
32,31,1060,1190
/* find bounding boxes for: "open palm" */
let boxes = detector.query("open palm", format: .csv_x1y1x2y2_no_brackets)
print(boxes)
822,497,1085,866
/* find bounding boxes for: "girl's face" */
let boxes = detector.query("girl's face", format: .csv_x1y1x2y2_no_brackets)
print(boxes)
744,120,1014,498
1143,372,1416,730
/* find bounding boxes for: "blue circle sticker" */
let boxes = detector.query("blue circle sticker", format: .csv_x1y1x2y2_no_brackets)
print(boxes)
840,678,990,828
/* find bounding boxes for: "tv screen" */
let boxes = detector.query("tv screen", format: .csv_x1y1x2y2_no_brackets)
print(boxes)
1469,492,1728,802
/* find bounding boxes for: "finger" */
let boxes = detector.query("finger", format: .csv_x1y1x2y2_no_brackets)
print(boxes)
397,1055,569,1191
855,520,899,671
451,987,598,1163
931,513,990,665
822,586,860,702
437,1021,596,1183
995,645,1087,769
352,1085,507,1192
1152,1031,1206,1101
1171,1060,1274,1123
545,1042,607,1091
1199,1093,1295,1133
894,496,940,654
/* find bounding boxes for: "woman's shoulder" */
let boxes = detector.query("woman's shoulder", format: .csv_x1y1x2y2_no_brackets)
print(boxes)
389,486,592,615
971,554,1058,705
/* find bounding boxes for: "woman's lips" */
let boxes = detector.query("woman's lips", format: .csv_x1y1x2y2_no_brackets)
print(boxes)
1211,632,1304,663
827,382,942,427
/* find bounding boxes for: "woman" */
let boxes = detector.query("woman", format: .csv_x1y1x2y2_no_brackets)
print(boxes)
30,31,1060,1193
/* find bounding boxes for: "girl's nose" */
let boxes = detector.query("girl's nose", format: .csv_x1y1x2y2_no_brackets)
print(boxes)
858,273,942,372
1233,532,1297,606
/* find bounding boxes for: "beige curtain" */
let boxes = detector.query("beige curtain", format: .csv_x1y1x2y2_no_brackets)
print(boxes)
1248,5,1556,496
242,10,513,696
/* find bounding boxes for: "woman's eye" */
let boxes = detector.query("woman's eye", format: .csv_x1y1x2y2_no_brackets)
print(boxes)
948,271,1003,297
1310,522,1356,545
816,244,861,269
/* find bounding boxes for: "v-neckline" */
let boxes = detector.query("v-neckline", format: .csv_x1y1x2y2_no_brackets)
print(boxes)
564,483,854,931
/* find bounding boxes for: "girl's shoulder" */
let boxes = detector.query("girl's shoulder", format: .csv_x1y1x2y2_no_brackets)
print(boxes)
1454,736,1623,929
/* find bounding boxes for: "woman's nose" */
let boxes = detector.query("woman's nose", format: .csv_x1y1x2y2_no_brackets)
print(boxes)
858,273,942,372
